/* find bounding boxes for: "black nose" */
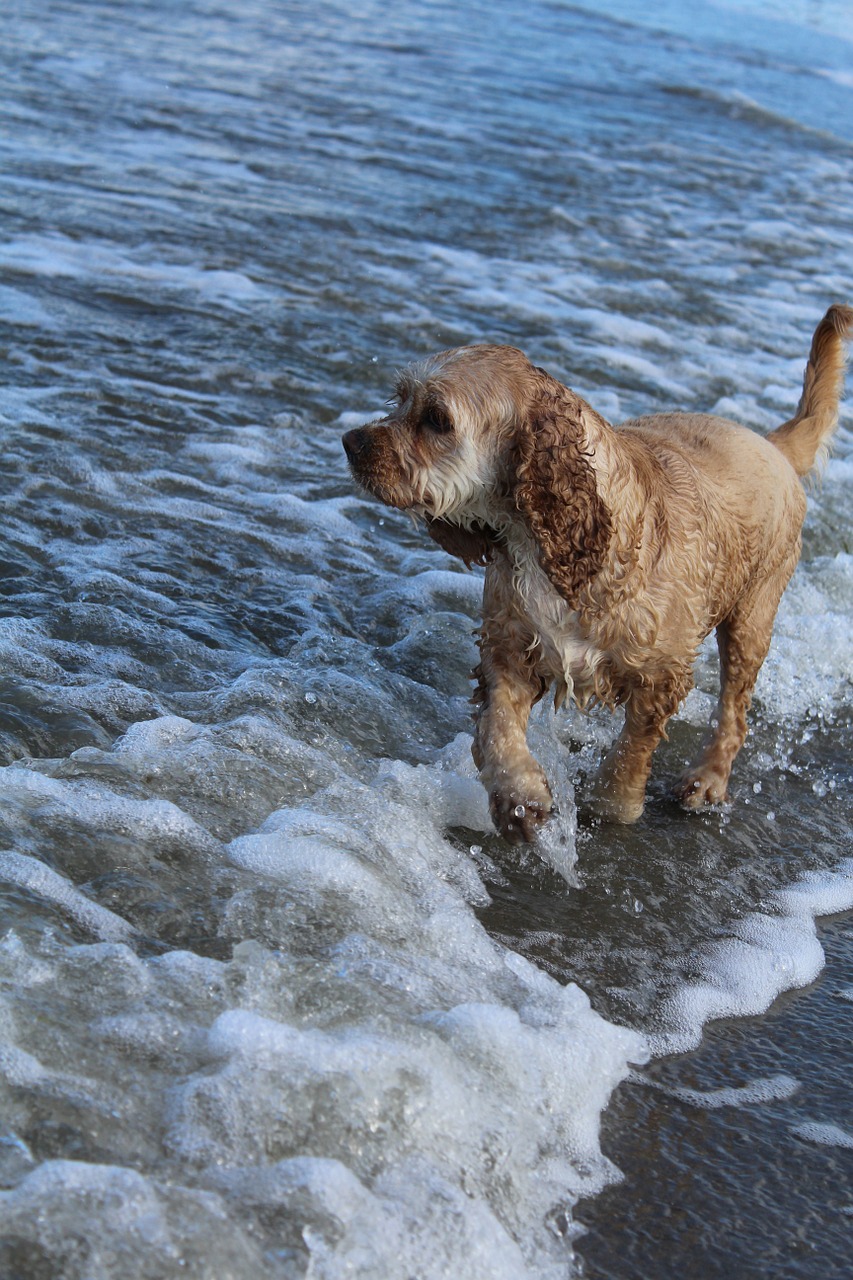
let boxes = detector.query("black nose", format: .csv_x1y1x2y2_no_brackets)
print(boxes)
342,426,373,463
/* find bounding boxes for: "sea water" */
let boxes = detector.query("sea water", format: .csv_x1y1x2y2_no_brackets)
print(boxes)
0,0,851,1276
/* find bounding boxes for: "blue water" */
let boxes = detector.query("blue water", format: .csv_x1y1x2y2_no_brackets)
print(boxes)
1,1,852,1276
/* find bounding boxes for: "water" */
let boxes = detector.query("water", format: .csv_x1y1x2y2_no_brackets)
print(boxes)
0,0,852,1276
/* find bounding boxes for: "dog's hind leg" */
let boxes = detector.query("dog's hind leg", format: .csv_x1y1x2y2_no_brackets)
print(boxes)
591,682,684,822
677,571,793,809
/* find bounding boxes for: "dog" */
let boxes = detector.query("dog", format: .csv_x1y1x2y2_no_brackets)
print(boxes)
343,306,851,842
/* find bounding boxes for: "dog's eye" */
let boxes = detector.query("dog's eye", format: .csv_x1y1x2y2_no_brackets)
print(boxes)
422,406,453,435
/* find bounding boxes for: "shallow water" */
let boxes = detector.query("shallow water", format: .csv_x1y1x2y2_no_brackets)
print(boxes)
1,0,852,1276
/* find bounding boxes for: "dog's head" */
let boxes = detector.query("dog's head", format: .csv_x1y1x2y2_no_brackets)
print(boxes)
343,344,612,599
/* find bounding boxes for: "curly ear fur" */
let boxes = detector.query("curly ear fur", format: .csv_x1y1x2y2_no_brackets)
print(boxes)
426,517,496,566
512,371,612,605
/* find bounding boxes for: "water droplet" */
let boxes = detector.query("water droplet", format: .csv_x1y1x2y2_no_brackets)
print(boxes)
753,781,762,794
304,691,318,705
469,844,482,856
513,804,526,818
546,1207,571,1239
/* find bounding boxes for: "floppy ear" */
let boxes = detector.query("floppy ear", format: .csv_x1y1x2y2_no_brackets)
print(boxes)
426,517,496,567
512,371,612,605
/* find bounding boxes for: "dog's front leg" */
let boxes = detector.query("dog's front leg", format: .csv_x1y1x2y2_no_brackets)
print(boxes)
472,606,551,845
473,652,551,843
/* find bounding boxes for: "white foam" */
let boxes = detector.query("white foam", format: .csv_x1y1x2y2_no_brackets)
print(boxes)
0,233,270,308
0,1043,48,1088
0,1160,265,1274
113,715,199,754
0,849,135,943
169,986,643,1275
650,860,853,1055
569,307,675,350
208,760,645,1273
0,284,57,329
791,1121,853,1149
645,1073,801,1109
759,553,853,719
211,1154,532,1280
0,764,222,862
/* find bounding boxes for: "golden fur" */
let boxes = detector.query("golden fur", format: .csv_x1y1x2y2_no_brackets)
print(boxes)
343,305,852,840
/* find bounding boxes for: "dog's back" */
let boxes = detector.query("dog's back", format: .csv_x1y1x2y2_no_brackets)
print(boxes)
619,410,806,559
615,302,852,589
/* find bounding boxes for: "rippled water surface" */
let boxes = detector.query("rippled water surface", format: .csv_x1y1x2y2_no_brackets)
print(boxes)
1,1,852,1276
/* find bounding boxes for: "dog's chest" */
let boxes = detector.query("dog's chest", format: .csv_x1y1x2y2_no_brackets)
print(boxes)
503,531,605,696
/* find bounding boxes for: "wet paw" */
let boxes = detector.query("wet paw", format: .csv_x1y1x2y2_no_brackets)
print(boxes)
490,785,553,845
676,770,729,810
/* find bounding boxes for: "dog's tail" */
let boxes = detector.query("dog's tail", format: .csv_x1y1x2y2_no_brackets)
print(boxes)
767,303,853,478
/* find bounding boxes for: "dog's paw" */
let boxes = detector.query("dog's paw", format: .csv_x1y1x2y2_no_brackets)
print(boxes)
675,769,729,810
490,783,553,845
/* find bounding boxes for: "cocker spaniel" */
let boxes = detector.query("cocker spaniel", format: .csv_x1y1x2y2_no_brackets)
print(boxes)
343,305,852,841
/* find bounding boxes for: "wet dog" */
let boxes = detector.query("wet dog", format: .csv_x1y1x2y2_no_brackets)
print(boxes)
344,306,852,841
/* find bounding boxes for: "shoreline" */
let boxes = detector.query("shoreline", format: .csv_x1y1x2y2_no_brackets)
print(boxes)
575,911,853,1278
